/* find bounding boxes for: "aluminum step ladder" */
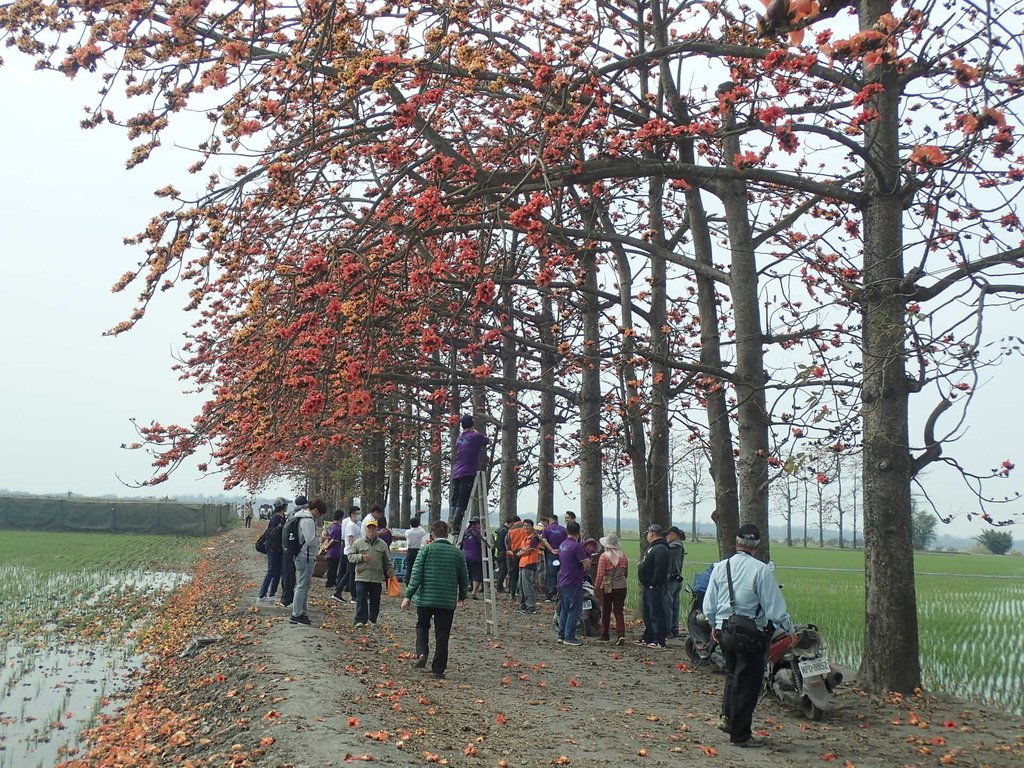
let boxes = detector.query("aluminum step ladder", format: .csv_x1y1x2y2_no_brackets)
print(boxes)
453,471,499,637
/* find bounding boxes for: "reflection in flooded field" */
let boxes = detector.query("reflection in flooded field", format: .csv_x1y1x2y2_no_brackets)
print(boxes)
0,567,189,767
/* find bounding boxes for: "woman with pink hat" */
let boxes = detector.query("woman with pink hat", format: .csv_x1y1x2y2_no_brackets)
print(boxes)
594,532,629,645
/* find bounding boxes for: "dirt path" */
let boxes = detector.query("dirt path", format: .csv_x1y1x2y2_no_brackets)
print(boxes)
64,530,1024,768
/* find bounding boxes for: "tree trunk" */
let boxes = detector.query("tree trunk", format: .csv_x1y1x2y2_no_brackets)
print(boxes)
499,285,519,525
648,179,672,531
684,185,739,559
578,246,604,540
400,399,413,528
720,94,771,562
610,233,652,530
537,295,557,525
858,0,921,693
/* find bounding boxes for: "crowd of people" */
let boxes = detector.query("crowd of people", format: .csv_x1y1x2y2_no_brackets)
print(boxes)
251,414,795,748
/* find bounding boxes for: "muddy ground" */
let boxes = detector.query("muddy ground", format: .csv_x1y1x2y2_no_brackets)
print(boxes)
63,530,1024,768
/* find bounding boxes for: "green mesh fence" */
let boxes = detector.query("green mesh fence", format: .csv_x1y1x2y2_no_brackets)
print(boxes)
0,496,231,536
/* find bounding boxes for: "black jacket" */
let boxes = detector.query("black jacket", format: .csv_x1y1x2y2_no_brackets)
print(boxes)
638,538,670,587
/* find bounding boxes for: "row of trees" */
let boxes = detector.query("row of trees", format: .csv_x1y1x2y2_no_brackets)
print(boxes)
4,0,1022,694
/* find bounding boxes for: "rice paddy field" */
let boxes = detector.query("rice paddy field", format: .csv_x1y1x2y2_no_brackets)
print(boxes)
0,530,203,768
618,537,1024,716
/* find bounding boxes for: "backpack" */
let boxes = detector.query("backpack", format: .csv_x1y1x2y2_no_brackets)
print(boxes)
254,528,271,555
283,516,303,559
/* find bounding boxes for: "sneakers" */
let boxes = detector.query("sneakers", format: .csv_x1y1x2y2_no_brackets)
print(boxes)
615,636,625,646
355,622,365,628
731,737,766,749
289,614,312,625
432,672,445,680
415,655,427,669
633,638,647,646
555,638,564,644
330,594,347,604
718,715,731,734
563,639,583,647
646,642,665,649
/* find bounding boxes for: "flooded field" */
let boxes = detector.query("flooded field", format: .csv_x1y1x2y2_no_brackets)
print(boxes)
0,532,200,767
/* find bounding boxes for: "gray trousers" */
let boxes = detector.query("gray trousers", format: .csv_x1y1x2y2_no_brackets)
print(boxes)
292,553,315,618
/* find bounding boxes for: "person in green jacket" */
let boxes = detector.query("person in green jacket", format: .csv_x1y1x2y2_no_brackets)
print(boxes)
401,520,469,680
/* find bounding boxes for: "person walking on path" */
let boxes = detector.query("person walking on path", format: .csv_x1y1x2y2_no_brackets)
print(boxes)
704,523,794,748
459,518,485,598
594,532,629,645
401,520,469,680
404,515,428,583
279,495,308,608
348,518,395,628
540,514,567,603
666,526,687,638
332,505,361,603
636,524,670,649
508,519,541,613
449,414,488,541
555,522,589,646
257,498,288,603
493,518,513,593
243,501,253,529
290,498,326,626
504,516,523,599
323,510,345,589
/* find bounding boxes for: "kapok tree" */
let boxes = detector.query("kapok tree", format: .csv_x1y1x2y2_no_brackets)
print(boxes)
5,0,1024,697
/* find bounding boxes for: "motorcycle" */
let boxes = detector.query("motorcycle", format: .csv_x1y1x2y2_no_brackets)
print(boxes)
764,623,843,721
683,566,727,671
578,580,601,637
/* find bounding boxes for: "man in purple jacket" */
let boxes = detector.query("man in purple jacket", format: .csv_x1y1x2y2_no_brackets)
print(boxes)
540,514,568,602
450,414,488,539
459,518,485,598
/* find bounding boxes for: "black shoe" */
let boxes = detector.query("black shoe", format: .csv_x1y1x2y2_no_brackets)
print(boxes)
432,672,445,680
415,655,427,669
289,614,312,625
731,737,766,749
717,716,731,734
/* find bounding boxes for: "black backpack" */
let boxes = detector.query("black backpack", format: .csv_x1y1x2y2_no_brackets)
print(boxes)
254,517,281,554
283,516,303,558
254,528,271,555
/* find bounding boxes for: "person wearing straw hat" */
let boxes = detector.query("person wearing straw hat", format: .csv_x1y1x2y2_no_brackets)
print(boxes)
594,532,629,645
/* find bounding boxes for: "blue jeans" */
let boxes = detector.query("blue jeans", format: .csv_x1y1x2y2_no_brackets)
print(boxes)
557,584,583,642
259,550,282,598
544,552,560,599
642,585,667,645
292,553,315,618
666,578,683,635
519,564,537,611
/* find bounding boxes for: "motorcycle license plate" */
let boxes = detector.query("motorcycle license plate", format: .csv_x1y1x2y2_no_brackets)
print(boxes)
583,600,593,610
799,658,830,677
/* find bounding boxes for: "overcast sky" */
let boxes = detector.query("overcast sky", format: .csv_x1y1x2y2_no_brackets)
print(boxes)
1,56,1021,537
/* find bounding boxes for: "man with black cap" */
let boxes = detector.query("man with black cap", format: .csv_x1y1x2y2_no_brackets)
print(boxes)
665,526,686,638
449,414,488,540
278,495,308,608
257,497,289,604
703,523,794,748
635,524,670,648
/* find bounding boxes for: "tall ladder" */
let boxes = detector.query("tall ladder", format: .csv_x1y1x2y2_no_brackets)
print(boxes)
455,471,499,637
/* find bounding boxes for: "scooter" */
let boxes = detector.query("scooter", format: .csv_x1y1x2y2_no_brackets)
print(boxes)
578,580,601,637
683,566,727,671
763,623,843,721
